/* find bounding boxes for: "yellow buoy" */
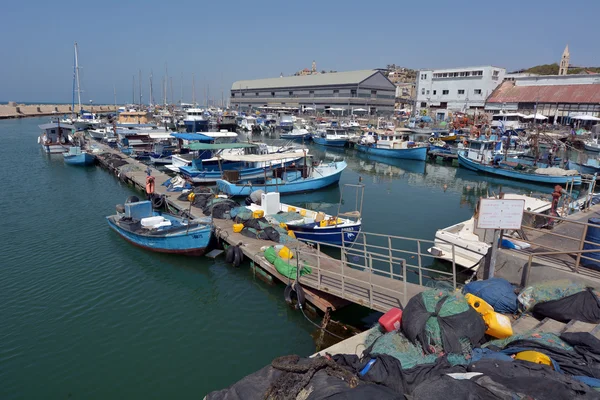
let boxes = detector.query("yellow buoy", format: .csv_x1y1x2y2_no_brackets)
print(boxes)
233,223,244,233
187,192,196,202
515,351,552,367
252,210,264,219
300,209,307,217
288,206,297,213
288,230,296,238
280,222,288,230
278,246,294,260
465,293,513,339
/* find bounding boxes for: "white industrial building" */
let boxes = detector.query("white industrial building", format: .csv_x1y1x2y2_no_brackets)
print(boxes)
415,66,506,120
230,70,396,115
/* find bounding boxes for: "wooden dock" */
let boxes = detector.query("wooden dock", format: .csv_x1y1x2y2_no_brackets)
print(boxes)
94,142,438,314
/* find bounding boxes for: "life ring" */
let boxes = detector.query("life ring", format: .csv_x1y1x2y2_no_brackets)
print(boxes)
145,176,155,195
429,137,435,143
463,140,468,146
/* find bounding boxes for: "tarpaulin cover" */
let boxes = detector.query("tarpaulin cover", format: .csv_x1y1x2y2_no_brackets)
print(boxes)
532,288,600,323
463,278,518,314
582,217,600,269
401,289,486,355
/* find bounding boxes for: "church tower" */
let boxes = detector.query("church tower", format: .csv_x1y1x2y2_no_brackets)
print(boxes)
559,45,570,76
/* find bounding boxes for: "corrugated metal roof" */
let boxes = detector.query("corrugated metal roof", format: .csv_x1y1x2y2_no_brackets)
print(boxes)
487,81,600,104
231,70,379,90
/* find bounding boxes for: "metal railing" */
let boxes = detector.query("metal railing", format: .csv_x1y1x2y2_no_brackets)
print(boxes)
521,248,600,287
288,230,462,311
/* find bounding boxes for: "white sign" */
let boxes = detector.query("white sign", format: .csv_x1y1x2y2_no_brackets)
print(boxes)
476,199,525,230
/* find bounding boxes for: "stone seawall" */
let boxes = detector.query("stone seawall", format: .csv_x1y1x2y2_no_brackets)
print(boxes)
0,104,118,119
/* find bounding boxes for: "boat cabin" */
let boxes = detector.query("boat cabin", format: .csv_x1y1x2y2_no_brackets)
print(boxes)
491,113,526,130
466,136,501,164
39,122,74,145
321,128,348,139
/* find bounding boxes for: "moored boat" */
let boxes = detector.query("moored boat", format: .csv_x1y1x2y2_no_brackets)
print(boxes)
63,146,96,165
38,122,74,153
216,156,347,196
458,137,581,185
356,130,428,161
106,198,212,255
312,128,349,147
245,191,361,246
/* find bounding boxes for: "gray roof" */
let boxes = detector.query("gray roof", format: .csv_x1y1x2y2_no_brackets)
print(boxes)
232,70,381,91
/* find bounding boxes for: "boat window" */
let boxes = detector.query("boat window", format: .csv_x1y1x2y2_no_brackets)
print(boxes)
50,129,55,134
470,142,481,150
474,89,482,95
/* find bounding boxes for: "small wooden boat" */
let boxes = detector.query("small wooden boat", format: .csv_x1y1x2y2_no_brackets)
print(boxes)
567,159,600,175
356,131,428,161
458,137,582,185
245,192,361,246
63,146,95,165
216,156,346,197
106,199,212,255
312,128,349,147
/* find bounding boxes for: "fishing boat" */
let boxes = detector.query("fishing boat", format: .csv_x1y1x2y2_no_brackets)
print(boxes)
279,115,294,131
458,136,582,185
63,146,95,165
312,128,349,147
245,191,361,246
584,130,600,152
427,194,552,270
106,198,212,255
38,122,74,153
178,142,306,183
216,155,346,196
280,125,312,141
183,108,210,132
567,159,600,175
356,131,428,161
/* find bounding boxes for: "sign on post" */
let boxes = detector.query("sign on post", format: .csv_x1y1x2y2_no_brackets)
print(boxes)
476,199,525,230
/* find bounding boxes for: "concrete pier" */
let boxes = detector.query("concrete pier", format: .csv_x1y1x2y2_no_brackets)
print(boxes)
0,103,118,119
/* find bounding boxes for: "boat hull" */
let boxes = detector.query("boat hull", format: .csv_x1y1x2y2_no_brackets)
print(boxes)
41,143,69,154
63,152,96,165
585,142,600,152
106,216,211,255
150,155,173,165
566,160,600,175
216,163,346,196
458,152,582,185
289,222,361,246
313,137,347,147
280,133,312,141
356,144,427,161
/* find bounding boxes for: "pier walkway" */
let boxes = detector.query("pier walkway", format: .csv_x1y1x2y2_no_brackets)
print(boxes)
94,142,456,314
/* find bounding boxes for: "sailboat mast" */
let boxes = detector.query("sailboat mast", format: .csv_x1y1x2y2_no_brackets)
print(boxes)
192,73,196,106
74,42,82,112
132,75,135,105
180,72,183,105
170,77,173,108
139,69,142,107
149,71,154,107
113,85,116,108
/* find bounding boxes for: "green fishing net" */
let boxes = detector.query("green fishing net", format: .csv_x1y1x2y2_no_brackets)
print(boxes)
484,332,573,352
518,280,586,311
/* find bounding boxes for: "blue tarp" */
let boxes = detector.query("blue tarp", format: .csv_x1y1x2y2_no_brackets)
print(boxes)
463,278,518,314
171,133,215,142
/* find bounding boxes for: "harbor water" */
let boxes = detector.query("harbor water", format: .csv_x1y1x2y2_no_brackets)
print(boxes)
1,117,566,399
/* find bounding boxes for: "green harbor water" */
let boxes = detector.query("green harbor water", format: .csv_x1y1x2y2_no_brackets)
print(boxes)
0,117,565,399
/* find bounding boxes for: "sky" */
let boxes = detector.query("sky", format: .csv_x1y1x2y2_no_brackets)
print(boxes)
1,0,598,104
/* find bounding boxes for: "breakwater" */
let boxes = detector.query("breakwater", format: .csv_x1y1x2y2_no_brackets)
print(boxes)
0,103,118,119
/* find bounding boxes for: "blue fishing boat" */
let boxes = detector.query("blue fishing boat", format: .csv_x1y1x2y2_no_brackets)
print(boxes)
245,192,362,246
312,129,349,147
106,199,212,255
567,159,600,175
179,142,307,183
458,137,582,185
356,131,428,161
63,146,95,165
280,126,312,142
216,157,347,196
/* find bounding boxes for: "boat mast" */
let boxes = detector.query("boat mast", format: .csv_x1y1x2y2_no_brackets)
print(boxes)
74,42,82,114
170,77,174,108
113,85,116,108
149,70,154,108
132,75,135,105
139,69,142,108
180,72,183,105
192,73,196,106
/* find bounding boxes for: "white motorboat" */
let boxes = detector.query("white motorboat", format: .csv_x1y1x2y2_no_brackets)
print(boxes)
427,194,552,270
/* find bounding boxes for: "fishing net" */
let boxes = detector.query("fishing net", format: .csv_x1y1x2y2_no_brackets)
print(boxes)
268,212,306,224
517,280,586,311
364,328,470,369
484,332,573,352
402,289,486,358
230,207,253,222
534,167,579,176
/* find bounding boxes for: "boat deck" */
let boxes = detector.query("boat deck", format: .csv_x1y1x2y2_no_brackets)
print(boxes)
93,141,431,313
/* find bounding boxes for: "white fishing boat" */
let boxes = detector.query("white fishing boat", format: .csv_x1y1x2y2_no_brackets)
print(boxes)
38,122,75,153
427,194,552,270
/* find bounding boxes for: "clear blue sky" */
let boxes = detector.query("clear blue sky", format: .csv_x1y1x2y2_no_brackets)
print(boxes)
2,0,598,104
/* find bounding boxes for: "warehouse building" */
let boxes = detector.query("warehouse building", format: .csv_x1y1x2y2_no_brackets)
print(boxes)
230,70,396,115
485,74,600,123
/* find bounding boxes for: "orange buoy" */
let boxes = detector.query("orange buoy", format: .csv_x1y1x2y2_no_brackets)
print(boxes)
145,176,155,195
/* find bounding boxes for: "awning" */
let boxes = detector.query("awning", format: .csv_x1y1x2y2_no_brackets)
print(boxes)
572,115,600,121
187,142,257,151
522,113,547,120
353,108,367,112
219,151,307,162
171,133,215,141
